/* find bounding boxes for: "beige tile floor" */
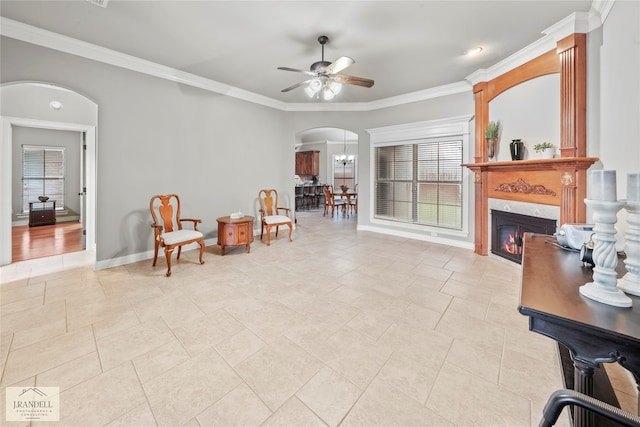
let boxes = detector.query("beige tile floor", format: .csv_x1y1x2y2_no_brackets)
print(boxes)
0,211,633,426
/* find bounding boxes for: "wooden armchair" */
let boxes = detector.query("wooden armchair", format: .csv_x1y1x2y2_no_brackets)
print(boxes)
150,194,205,276
258,189,293,246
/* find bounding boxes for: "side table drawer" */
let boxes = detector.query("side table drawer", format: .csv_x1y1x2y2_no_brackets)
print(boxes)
29,209,56,226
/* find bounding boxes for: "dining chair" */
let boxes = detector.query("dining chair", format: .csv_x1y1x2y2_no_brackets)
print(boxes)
258,189,293,246
323,185,346,217
150,194,205,277
348,184,358,215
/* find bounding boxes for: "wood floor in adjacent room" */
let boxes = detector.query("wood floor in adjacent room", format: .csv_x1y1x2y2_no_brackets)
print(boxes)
11,222,83,262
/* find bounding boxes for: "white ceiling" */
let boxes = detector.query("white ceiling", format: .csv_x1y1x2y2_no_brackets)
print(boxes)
0,1,594,104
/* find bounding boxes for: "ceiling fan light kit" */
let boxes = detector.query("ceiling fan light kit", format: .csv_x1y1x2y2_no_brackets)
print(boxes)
278,35,374,101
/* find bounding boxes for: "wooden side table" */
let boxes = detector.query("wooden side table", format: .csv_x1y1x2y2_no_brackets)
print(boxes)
216,216,254,255
29,200,57,227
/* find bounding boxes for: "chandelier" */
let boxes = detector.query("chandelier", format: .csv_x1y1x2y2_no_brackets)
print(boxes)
305,77,342,101
336,154,354,166
335,129,354,165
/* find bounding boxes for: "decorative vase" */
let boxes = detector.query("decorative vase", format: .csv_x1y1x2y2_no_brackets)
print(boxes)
486,137,497,160
542,147,554,159
509,139,525,161
340,185,349,193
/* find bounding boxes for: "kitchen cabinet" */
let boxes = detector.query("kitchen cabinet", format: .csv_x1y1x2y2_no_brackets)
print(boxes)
295,150,319,176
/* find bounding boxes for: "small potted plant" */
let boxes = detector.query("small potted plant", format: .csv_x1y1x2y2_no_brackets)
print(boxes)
534,142,555,159
485,121,500,160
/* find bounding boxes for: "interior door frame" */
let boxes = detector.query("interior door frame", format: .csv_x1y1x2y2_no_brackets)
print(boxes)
0,116,96,266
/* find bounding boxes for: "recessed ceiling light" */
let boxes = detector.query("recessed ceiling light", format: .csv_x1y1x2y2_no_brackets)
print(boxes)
465,47,483,56
49,101,63,110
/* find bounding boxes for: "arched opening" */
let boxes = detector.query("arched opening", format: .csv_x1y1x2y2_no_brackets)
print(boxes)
1,82,98,268
295,127,358,220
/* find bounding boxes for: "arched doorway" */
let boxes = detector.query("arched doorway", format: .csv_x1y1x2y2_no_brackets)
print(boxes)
0,82,97,267
296,127,358,189
295,127,358,218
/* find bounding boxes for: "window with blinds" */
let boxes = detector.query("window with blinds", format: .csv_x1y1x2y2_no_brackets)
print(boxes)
22,145,65,213
375,139,463,230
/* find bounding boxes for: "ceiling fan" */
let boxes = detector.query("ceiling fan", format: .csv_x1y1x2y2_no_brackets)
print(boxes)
278,35,374,100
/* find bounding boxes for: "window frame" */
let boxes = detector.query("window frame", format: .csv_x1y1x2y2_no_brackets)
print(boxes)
375,138,464,229
22,145,65,213
332,154,357,190
368,116,472,237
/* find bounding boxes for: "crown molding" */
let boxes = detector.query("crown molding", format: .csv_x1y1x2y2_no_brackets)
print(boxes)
0,17,286,110
0,17,477,112
367,115,473,145
541,11,597,41
590,0,616,26
466,6,604,87
466,34,558,86
1,10,603,113
280,81,471,111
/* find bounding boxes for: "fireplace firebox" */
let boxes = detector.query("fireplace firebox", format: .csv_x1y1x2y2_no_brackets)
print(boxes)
491,210,557,264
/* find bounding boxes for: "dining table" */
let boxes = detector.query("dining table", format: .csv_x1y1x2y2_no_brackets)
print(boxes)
331,189,357,215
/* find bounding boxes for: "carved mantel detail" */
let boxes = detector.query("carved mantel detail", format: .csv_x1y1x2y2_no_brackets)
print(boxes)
494,178,557,197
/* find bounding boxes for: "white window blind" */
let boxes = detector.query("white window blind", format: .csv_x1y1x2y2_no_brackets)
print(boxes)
375,139,463,230
22,145,65,212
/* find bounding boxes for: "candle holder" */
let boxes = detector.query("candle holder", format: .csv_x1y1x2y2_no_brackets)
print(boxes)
579,199,632,307
618,200,640,296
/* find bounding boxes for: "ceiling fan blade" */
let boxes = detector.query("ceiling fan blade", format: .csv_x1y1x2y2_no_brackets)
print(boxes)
324,56,355,75
281,79,314,92
333,74,375,88
277,66,316,76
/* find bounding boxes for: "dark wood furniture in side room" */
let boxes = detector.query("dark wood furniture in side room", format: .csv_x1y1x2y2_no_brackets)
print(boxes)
519,233,640,427
29,200,56,227
216,215,254,255
295,150,320,176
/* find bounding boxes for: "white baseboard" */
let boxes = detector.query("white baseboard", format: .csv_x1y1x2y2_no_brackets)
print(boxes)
356,224,474,250
94,237,217,270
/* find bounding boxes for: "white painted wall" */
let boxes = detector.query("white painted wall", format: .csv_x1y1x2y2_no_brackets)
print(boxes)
598,0,640,202
588,0,640,234
489,74,560,161
1,0,637,266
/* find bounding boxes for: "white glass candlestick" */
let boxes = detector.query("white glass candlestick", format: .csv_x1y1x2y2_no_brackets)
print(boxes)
579,198,631,307
618,200,640,296
628,173,640,202
589,170,617,201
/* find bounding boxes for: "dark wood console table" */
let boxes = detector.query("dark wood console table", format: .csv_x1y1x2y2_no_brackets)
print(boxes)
519,233,640,427
28,200,57,226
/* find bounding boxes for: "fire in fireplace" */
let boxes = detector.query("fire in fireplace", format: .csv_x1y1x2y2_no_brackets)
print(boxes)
491,210,557,263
